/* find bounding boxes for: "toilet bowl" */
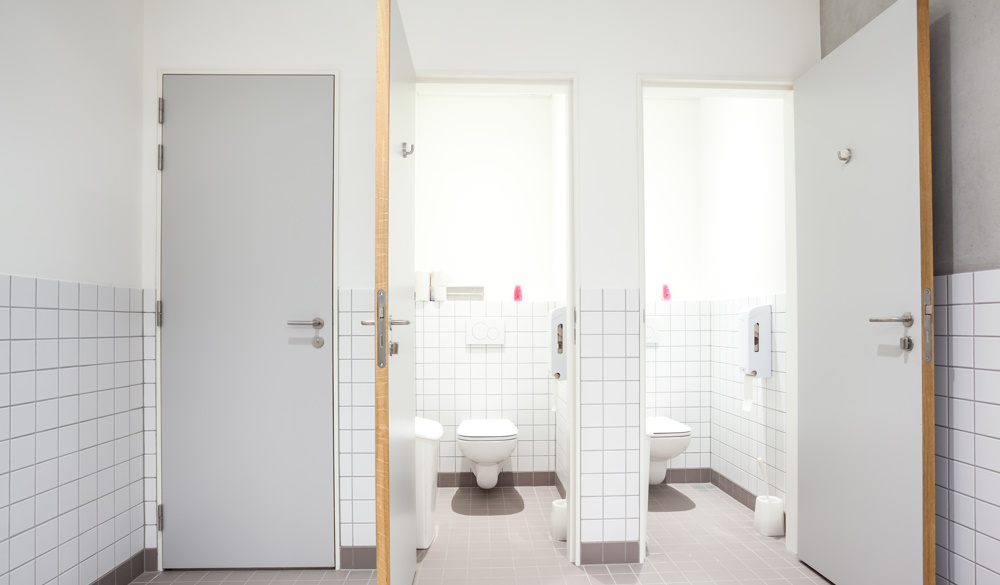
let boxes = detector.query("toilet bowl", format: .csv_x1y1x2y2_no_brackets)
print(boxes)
647,416,692,485
415,417,443,549
456,419,518,489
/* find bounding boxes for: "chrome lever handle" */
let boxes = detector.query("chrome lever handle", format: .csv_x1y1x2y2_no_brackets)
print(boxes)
390,319,410,326
868,312,914,327
360,320,375,326
288,317,325,330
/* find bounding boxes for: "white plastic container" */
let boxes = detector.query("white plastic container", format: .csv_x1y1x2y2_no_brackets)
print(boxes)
550,499,567,541
754,495,785,537
415,417,444,549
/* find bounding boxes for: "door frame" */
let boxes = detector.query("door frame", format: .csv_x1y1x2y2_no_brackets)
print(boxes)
154,69,343,569
380,72,583,565
635,76,798,558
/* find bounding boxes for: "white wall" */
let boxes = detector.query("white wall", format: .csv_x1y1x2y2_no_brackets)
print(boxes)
140,0,377,289
642,99,703,300
643,96,788,302
0,0,143,287
397,0,820,289
415,94,562,300
699,98,787,299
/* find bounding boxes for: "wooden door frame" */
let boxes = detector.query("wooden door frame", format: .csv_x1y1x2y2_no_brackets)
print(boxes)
154,70,342,570
916,0,936,582
374,0,392,582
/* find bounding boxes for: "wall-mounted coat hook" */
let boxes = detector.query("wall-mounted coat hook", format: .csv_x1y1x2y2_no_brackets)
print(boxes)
403,142,415,158
837,148,852,163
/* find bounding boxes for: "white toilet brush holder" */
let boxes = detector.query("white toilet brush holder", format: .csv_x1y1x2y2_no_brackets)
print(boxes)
754,457,785,537
550,499,567,541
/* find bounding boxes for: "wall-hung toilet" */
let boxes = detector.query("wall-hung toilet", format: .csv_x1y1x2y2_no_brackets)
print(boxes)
456,419,518,489
415,417,444,549
647,416,692,485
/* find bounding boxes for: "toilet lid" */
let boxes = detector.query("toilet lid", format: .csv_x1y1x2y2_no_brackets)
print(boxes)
647,417,691,437
415,417,443,441
457,418,518,441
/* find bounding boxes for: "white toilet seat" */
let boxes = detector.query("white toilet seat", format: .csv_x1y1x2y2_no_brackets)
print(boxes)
647,416,692,438
457,418,518,441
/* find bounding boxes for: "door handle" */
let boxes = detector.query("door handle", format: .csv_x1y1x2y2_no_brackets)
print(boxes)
288,317,325,330
360,320,375,326
868,313,914,327
390,319,410,326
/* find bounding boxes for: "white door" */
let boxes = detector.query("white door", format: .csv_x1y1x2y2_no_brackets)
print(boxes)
372,0,417,581
795,1,933,583
387,0,418,581
160,74,336,568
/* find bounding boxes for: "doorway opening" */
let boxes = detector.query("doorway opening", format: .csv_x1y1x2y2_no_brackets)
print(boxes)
637,82,817,576
409,79,580,576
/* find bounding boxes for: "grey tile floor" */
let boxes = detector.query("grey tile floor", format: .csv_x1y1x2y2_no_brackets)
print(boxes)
135,483,829,585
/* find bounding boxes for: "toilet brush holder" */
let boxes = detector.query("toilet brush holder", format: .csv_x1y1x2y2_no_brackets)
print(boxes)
754,495,785,537
550,499,567,541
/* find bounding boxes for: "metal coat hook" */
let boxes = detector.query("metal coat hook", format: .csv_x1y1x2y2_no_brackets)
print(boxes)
837,148,852,164
403,142,415,158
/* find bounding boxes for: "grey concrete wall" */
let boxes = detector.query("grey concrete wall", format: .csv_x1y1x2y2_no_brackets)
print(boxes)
821,0,1000,275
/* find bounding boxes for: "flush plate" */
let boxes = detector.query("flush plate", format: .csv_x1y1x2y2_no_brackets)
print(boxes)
466,318,505,345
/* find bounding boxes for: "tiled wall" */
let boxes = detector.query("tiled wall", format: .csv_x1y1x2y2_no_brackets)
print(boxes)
578,289,642,553
933,270,1000,584
0,274,156,585
644,294,788,501
645,301,711,470
336,290,376,552
414,301,555,477
709,295,787,502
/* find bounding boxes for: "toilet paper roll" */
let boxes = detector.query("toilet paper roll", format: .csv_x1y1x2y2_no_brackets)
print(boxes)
742,375,754,412
430,285,448,302
414,272,431,301
430,271,448,289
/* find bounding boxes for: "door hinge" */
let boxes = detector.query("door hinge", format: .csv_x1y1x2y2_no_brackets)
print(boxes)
158,98,164,124
157,144,163,171
157,504,164,531
156,300,163,326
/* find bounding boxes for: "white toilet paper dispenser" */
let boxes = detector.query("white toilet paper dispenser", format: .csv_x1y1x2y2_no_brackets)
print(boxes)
549,306,567,380
738,304,771,379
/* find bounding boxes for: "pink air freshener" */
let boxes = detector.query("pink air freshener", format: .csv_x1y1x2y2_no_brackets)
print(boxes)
662,285,672,301
514,285,523,301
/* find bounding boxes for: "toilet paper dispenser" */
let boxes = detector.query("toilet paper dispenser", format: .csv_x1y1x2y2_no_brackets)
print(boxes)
550,306,567,380
738,305,772,379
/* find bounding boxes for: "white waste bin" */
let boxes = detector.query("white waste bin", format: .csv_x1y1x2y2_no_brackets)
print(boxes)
550,499,567,541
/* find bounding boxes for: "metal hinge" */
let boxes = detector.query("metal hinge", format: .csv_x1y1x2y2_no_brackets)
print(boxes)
157,145,163,171
158,98,164,124
156,300,163,327
157,504,164,531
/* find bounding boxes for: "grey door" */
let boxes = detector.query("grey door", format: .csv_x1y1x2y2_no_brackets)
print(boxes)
160,75,335,568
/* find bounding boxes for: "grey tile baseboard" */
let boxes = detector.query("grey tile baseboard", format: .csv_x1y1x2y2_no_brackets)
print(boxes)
94,548,157,585
437,471,555,488
555,474,566,499
579,542,640,565
711,470,758,511
650,467,712,485
339,546,376,570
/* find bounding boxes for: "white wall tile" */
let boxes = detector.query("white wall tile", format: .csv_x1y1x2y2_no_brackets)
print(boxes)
975,270,1000,304
952,273,975,305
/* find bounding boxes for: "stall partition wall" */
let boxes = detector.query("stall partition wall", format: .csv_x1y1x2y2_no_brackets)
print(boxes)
578,289,642,564
932,271,1000,584
0,276,158,585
